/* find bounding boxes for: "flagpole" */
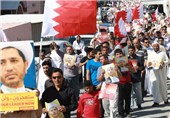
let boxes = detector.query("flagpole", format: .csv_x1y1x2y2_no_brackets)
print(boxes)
36,37,44,88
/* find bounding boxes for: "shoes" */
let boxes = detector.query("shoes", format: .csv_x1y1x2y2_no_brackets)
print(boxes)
126,114,131,118
130,108,134,112
116,115,124,118
164,100,169,104
152,102,159,107
137,105,142,110
142,99,144,103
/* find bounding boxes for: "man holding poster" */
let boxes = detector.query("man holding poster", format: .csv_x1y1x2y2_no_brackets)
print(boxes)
0,41,41,118
128,46,144,110
97,54,120,117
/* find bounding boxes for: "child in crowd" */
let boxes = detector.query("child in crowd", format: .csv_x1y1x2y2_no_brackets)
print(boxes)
77,80,101,118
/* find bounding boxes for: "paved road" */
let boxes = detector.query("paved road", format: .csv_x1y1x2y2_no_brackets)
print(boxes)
71,79,170,118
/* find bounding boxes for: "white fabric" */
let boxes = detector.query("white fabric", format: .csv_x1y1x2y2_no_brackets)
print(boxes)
147,50,169,103
0,28,8,42
37,67,49,99
41,0,60,37
0,85,26,93
167,66,170,78
50,50,63,70
118,18,127,36
110,76,119,83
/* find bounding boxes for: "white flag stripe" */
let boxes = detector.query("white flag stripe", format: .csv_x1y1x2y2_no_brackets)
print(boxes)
139,4,144,19
0,28,8,42
126,8,132,22
118,18,127,36
41,0,61,37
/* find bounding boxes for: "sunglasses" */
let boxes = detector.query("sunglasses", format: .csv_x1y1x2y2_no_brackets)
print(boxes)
52,76,62,79
144,42,149,44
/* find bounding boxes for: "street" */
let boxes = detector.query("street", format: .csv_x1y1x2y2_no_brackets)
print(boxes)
71,79,170,118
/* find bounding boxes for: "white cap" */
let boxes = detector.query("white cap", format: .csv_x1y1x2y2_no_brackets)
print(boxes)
47,102,58,111
152,41,159,46
0,41,33,69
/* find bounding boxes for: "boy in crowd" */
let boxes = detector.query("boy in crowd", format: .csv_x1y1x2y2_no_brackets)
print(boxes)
77,80,101,118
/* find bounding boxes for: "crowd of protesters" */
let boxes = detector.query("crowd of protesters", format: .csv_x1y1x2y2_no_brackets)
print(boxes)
36,1,170,118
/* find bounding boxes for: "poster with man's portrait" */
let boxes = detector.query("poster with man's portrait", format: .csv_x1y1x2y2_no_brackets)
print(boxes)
64,54,76,66
102,63,118,78
45,99,64,118
148,52,162,69
115,56,129,71
0,41,37,111
0,41,36,89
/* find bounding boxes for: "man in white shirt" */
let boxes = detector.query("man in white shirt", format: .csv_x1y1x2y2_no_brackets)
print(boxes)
72,35,85,54
147,42,169,107
50,42,63,70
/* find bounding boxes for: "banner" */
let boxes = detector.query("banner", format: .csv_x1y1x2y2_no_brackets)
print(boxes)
0,92,38,111
115,56,129,72
102,63,118,78
45,99,64,118
99,83,118,100
64,54,76,66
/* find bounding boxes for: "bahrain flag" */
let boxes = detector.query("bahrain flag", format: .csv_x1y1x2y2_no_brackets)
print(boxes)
41,0,97,38
114,18,127,38
132,4,144,20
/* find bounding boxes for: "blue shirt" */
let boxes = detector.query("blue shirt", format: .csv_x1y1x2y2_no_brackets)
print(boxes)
86,59,102,86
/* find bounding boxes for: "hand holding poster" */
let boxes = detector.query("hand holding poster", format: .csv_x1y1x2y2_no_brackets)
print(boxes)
64,54,76,66
45,99,64,118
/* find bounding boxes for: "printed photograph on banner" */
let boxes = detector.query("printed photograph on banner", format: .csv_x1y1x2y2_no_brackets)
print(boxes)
45,99,64,118
0,41,36,90
102,63,118,78
130,59,137,67
99,82,118,100
0,41,37,112
64,54,76,66
115,56,129,71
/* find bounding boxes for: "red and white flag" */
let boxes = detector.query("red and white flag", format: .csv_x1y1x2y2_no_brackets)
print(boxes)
115,9,132,23
114,18,127,38
41,0,97,38
152,7,158,21
115,10,127,23
132,4,143,20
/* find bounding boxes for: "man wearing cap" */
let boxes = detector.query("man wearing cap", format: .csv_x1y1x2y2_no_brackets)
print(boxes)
0,41,33,93
0,41,41,118
147,41,169,107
